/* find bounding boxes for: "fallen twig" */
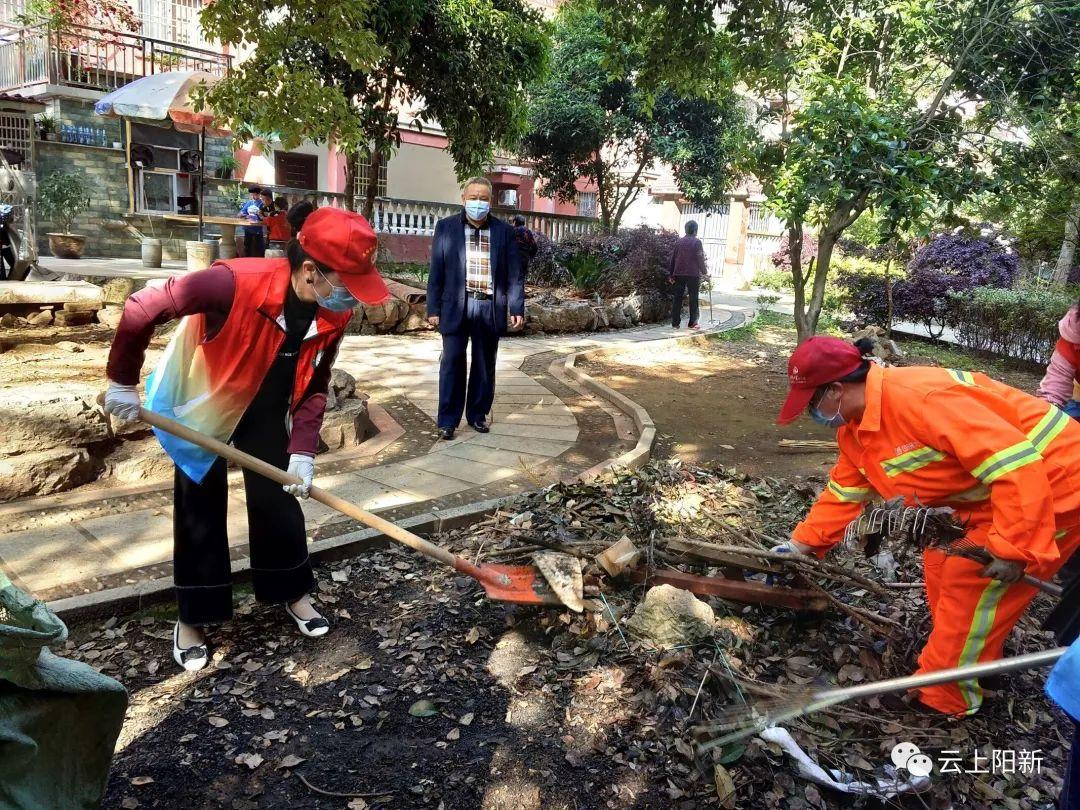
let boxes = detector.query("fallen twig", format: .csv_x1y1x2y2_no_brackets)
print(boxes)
295,771,391,799
811,583,903,632
698,543,891,596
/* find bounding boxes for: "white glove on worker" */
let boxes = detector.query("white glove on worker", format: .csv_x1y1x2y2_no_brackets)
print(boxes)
771,540,813,557
980,556,1025,583
284,454,315,499
103,381,142,423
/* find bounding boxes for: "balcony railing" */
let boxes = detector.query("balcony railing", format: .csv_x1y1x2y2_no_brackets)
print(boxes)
0,22,229,94
372,197,597,241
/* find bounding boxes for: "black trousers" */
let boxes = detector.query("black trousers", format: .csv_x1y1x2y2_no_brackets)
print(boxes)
671,276,700,327
438,297,499,429
172,401,312,625
243,230,265,258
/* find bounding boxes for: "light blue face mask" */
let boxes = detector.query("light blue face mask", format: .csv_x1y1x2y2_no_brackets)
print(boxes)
312,268,358,312
464,199,490,221
809,385,846,428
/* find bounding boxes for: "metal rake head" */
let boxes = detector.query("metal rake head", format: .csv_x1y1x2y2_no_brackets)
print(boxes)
843,501,961,549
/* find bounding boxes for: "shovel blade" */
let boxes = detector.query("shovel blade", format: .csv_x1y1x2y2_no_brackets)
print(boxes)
475,563,566,607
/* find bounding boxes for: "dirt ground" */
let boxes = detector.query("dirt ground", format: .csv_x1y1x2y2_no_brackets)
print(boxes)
581,318,1048,479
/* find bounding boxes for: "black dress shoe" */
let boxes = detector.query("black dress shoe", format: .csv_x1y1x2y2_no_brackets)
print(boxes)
469,420,490,433
439,427,455,440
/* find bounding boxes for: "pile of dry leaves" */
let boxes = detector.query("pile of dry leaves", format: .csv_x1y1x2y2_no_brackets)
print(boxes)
63,459,1070,809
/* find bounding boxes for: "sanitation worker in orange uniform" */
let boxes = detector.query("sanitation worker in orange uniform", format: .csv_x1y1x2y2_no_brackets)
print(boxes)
775,336,1080,715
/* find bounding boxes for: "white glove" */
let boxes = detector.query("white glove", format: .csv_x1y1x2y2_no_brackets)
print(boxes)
770,541,812,557
104,381,142,423
284,454,314,499
979,556,1025,583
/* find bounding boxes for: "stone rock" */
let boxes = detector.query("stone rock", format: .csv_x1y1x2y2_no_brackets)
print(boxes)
101,277,136,306
26,309,53,327
591,305,609,330
0,447,95,501
63,301,101,313
318,398,373,452
852,325,903,361
396,302,431,333
96,306,124,329
605,301,631,329
54,309,96,327
0,384,111,455
0,312,21,328
626,584,716,648
331,367,357,402
54,341,83,353
536,300,596,333
101,438,173,485
621,294,644,325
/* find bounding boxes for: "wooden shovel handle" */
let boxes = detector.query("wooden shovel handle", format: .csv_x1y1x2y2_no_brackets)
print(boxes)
122,402,462,571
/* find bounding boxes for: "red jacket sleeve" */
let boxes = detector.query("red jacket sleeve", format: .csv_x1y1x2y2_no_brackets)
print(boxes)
106,265,235,385
287,331,345,456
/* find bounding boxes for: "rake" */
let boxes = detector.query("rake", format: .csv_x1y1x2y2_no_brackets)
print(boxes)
844,500,1062,596
693,646,1066,751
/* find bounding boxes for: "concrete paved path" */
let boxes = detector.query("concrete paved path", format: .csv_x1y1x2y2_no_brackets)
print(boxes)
0,312,747,602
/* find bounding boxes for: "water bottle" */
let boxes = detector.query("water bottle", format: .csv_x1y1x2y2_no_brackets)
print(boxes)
76,126,84,145
60,124,70,143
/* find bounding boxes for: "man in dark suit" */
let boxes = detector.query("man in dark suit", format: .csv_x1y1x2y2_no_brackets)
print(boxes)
426,177,525,440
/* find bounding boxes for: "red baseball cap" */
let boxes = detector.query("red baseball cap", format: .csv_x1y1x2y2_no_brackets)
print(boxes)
298,207,389,305
777,336,864,424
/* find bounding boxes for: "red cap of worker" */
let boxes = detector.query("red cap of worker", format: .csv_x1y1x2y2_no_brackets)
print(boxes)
777,336,864,425
298,207,389,305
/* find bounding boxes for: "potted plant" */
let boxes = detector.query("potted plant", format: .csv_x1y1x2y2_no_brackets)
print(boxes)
38,169,91,259
35,114,56,141
216,154,240,180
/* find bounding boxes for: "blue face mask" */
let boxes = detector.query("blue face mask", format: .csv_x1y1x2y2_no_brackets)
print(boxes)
464,200,490,221
809,386,846,428
312,269,358,312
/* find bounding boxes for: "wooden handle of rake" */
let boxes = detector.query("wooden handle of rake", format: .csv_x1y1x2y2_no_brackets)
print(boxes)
100,396,501,584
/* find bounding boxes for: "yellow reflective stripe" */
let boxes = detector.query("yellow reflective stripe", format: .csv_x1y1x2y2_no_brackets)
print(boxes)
1056,529,1068,540
947,369,976,386
882,446,946,478
956,580,1009,714
948,483,991,503
1027,406,1069,454
827,481,874,502
971,440,1041,484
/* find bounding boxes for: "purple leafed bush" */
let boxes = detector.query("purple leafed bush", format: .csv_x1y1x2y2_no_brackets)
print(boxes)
770,231,817,273
527,226,678,295
897,229,1019,331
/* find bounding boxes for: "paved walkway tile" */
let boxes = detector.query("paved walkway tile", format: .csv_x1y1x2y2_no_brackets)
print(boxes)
360,464,475,499
81,508,175,572
399,453,518,486
437,442,551,469
0,524,114,593
486,422,580,442
470,433,575,457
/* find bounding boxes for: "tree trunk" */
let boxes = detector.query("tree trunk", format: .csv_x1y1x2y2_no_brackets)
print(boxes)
343,150,357,213
884,255,894,336
1052,199,1080,286
363,147,383,221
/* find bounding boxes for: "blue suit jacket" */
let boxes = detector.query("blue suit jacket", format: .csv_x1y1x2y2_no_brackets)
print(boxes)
426,212,524,335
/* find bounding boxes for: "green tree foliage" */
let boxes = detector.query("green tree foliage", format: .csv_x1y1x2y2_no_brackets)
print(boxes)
521,1,749,232
600,0,1080,340
196,0,549,214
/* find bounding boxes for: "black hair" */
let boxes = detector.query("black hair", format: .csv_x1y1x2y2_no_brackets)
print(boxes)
836,337,876,382
248,185,262,194
685,220,699,236
274,196,288,209
285,201,333,274
512,214,526,226
260,189,273,198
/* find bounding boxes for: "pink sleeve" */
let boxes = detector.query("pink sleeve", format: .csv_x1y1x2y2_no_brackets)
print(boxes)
106,265,235,385
287,332,345,456
1037,348,1076,408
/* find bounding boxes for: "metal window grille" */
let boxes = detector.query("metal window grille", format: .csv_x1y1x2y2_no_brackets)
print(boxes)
577,191,597,218
0,113,32,169
354,156,387,198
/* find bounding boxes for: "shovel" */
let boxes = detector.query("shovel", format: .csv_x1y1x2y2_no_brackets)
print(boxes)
104,400,580,609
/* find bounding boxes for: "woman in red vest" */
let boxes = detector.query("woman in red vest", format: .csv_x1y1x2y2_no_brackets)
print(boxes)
103,205,388,671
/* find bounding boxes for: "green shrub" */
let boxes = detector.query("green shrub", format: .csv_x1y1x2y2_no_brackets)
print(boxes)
751,267,793,291
948,287,1074,363
38,169,90,234
527,226,677,296
565,252,608,293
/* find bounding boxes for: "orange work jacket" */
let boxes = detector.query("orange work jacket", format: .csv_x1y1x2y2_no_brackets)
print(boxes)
793,364,1080,568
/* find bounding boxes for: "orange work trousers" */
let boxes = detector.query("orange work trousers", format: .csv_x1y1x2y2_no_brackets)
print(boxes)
915,524,1080,715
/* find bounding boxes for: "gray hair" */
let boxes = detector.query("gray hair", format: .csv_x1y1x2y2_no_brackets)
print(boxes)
684,219,699,236
462,176,493,194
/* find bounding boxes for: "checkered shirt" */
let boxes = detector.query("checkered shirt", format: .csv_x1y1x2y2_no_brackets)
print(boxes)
464,222,492,295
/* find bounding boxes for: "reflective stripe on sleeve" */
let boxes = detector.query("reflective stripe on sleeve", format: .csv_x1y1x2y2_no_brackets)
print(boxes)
947,369,976,386
1027,406,1069,454
827,481,874,502
881,446,947,478
970,440,1042,485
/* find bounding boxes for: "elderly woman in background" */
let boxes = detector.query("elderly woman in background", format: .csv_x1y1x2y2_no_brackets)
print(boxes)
667,220,708,329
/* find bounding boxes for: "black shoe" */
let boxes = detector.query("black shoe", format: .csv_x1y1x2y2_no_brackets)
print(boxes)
439,427,455,440
469,420,490,433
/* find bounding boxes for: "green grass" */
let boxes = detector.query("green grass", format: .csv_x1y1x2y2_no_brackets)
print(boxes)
712,309,787,342
895,338,1031,377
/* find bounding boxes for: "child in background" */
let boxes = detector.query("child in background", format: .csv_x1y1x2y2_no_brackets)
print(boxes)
265,195,293,248
239,186,265,258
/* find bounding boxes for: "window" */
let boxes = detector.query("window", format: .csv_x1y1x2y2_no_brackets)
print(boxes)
275,151,318,190
577,191,598,218
140,171,177,213
354,155,387,198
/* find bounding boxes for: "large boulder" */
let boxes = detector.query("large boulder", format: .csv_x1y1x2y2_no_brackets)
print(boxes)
0,447,95,501
1,384,110,455
626,584,716,648
605,301,631,329
396,302,431,333
96,306,124,329
101,277,136,306
330,367,357,403
318,398,373,452
535,300,596,333
101,438,173,485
